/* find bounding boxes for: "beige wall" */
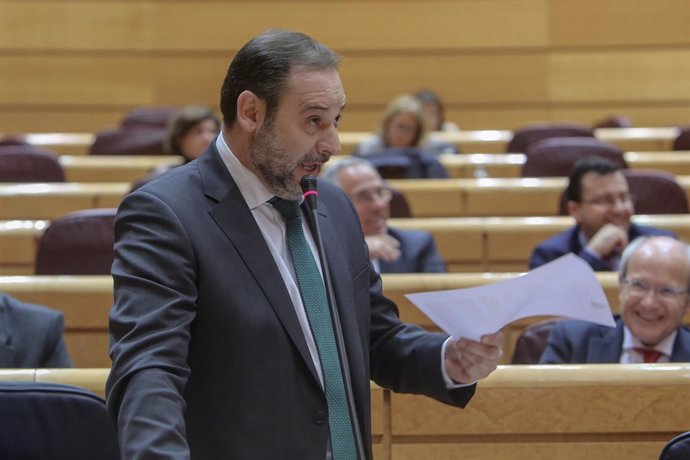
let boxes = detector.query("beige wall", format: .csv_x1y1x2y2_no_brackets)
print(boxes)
1,0,689,133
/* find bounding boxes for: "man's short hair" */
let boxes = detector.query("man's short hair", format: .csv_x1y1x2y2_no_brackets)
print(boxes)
320,157,379,186
619,236,690,289
220,29,341,128
565,155,623,202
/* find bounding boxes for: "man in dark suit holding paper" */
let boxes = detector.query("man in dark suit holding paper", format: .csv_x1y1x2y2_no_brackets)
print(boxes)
106,29,503,459
540,236,690,364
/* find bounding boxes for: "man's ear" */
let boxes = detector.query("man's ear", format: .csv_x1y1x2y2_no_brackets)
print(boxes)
236,90,266,132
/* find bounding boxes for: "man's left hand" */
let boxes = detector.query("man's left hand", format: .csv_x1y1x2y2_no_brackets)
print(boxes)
444,332,504,384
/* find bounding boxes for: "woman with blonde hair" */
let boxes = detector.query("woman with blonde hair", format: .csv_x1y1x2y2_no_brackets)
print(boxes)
354,94,458,156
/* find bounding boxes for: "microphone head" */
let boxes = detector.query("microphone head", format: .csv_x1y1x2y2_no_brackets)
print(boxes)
300,175,318,210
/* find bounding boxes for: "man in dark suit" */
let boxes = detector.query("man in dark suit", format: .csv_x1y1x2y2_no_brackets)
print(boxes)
106,30,503,459
0,293,72,368
540,236,690,364
321,156,446,274
529,155,675,271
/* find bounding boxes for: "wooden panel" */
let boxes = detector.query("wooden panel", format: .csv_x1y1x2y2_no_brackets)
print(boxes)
387,180,464,218
60,155,182,182
461,178,565,217
550,50,690,102
550,0,690,47
393,443,664,460
0,2,155,50
0,1,548,51
65,332,110,368
0,183,129,220
391,382,688,435
341,54,549,107
0,110,121,139
388,217,486,264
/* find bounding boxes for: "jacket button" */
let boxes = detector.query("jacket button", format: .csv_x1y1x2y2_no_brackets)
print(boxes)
313,410,326,425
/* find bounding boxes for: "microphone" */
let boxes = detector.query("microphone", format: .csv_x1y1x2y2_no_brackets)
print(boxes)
300,175,319,211
299,175,366,460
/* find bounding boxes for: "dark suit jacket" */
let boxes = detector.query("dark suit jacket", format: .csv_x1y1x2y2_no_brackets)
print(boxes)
539,317,690,364
379,227,447,273
528,223,676,271
106,143,474,459
0,293,72,368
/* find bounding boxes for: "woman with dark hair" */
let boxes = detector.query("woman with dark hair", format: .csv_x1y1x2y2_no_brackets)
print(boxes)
164,106,220,161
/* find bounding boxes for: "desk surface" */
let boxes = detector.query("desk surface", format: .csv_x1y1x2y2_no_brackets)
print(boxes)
2,127,680,155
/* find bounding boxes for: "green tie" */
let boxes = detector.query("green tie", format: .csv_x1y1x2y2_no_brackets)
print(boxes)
271,198,356,460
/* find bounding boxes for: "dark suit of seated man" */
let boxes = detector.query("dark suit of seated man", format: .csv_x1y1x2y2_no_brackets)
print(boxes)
0,293,72,368
529,155,675,271
321,156,447,273
540,236,690,364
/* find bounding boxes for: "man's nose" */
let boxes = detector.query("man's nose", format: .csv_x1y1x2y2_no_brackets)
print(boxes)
318,125,340,156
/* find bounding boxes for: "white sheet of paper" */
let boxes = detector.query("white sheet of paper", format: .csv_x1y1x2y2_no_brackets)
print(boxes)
405,253,616,341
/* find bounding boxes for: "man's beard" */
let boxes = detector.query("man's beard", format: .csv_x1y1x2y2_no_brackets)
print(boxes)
250,122,329,200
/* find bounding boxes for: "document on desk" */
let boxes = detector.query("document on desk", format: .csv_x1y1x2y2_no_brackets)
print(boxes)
405,253,615,340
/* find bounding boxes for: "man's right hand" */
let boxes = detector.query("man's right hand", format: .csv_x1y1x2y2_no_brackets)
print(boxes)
365,234,401,262
586,223,628,260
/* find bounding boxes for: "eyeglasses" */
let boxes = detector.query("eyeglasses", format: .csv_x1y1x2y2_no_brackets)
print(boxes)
621,278,689,300
581,192,634,208
351,186,394,205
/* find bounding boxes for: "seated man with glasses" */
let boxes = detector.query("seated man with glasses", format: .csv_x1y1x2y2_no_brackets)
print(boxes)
529,155,675,271
539,235,690,364
321,156,447,273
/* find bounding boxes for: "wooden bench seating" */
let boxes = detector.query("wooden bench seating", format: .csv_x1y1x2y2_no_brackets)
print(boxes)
4,215,690,274
0,183,129,220
387,177,690,217
1,127,680,156
58,155,182,182
436,151,690,178
4,177,690,220
0,272,637,368
1,365,686,460
8,150,689,184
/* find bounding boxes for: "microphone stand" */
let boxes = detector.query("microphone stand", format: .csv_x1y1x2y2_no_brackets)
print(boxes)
301,176,367,460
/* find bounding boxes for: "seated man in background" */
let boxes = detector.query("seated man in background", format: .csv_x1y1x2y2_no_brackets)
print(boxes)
529,155,675,271
540,236,690,364
321,156,447,273
0,293,72,367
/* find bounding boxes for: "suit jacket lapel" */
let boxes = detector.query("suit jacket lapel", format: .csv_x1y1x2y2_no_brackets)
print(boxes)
587,321,624,363
671,328,690,362
199,148,320,383
0,296,14,367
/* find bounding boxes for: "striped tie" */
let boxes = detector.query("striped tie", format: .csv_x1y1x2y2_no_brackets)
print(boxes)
271,198,356,459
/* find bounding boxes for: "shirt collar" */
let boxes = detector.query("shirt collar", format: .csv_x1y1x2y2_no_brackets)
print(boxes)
623,325,677,357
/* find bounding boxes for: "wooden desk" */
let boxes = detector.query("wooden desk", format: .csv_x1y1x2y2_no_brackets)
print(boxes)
389,177,690,217
1,365,686,460
3,127,679,156
59,155,182,182
390,364,690,460
439,151,690,179
388,178,567,217
339,127,679,155
4,214,690,275
0,183,129,220
0,273,624,367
